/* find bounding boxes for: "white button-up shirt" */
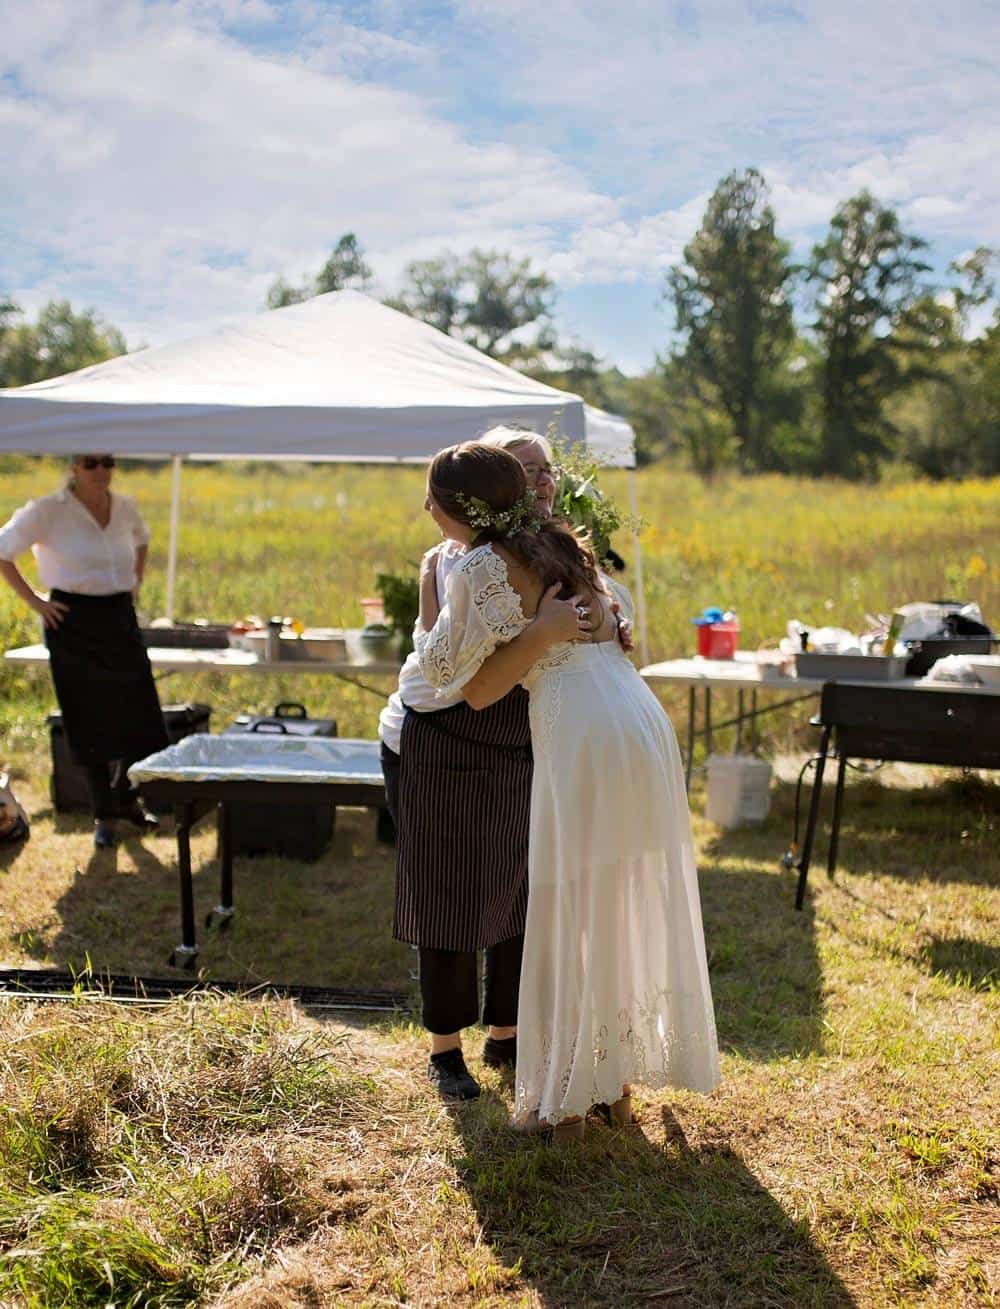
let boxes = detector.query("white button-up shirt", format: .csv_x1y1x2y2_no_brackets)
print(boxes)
0,488,151,595
378,540,469,753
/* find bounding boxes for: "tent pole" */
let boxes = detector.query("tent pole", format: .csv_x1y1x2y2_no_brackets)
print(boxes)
627,468,649,666
165,456,182,623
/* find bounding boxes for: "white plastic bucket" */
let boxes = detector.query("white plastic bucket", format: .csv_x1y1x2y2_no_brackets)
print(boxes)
706,754,772,828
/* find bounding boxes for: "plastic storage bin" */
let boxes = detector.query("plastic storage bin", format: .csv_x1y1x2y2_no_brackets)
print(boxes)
697,621,740,660
706,754,772,828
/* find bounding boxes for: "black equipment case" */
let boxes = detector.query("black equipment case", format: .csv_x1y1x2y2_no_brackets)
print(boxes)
222,703,338,860
49,703,212,813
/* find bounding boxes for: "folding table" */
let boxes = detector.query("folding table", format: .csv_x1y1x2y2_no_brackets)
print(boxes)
129,735,387,967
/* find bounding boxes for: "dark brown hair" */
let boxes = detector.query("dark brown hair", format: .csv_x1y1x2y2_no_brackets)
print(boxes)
428,442,601,600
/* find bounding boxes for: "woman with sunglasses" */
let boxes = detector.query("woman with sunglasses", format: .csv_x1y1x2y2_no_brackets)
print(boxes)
0,454,167,848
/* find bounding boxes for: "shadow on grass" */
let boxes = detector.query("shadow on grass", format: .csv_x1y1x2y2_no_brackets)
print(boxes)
713,772,999,892
0,835,29,872
918,934,999,992
449,1097,856,1309
29,807,412,992
694,783,826,1058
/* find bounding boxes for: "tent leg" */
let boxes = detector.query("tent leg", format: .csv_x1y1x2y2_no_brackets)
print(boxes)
628,468,649,666
165,456,182,624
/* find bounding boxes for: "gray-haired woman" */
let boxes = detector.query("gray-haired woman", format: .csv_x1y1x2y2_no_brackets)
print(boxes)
0,454,167,848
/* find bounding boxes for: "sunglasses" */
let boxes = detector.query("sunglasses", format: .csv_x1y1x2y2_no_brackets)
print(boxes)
81,456,115,470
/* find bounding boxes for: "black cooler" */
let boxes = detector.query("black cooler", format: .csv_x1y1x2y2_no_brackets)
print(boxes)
223,703,338,860
49,703,212,813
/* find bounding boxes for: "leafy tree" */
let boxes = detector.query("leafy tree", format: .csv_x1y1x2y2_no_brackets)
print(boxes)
806,191,931,478
0,300,127,388
266,233,373,309
391,250,555,357
664,168,795,471
950,245,995,328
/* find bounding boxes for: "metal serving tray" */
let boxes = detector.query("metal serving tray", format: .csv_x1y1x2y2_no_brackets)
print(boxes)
230,628,348,662
794,653,909,682
129,734,383,786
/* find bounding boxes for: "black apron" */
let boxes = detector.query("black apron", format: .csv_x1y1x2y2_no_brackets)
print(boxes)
45,590,168,767
393,688,532,952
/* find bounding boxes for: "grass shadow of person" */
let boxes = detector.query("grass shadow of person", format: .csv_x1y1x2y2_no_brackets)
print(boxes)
445,1092,857,1308
695,783,826,1059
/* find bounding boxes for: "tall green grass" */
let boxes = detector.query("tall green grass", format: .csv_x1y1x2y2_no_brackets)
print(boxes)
1,459,997,747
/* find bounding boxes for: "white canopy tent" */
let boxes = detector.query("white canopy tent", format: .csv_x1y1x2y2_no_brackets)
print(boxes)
0,291,646,654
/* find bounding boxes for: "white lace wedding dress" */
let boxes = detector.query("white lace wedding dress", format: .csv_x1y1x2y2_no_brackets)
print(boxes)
416,545,720,1124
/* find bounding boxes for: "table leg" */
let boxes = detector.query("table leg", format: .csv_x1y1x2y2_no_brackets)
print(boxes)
685,687,696,790
828,754,847,878
705,687,713,760
206,802,235,932
750,690,759,752
736,690,745,753
170,802,199,969
796,726,831,911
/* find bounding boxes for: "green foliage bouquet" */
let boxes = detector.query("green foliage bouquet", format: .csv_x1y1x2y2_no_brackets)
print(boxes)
375,568,419,655
550,435,639,567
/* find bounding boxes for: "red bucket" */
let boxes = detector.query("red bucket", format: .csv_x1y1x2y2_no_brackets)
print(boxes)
696,621,740,660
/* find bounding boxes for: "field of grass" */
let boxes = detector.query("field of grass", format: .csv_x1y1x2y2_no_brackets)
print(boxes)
2,457,998,746
0,460,998,1306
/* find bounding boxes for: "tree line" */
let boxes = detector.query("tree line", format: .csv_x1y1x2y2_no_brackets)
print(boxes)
3,169,997,480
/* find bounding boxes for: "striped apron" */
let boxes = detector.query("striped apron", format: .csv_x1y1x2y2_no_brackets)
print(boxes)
393,687,532,952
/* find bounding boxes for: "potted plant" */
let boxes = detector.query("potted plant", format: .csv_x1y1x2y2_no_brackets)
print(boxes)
375,568,420,657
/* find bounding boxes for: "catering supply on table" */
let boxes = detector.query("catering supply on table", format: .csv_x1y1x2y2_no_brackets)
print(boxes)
777,599,995,683
142,620,231,650
229,618,348,663
893,600,995,675
692,606,740,660
918,653,1000,687
221,703,339,859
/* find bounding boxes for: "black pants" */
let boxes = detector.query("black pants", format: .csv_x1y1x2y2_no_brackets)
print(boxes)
381,740,523,1035
419,935,523,1035
84,760,139,822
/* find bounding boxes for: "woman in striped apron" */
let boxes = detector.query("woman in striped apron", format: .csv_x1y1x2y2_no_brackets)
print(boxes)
381,428,584,1101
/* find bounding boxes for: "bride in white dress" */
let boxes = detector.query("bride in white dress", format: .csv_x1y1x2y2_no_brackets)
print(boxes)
416,442,719,1137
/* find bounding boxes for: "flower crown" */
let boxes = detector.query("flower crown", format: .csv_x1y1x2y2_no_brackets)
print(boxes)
454,489,542,536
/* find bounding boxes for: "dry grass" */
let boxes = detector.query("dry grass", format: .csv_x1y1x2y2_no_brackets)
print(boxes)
0,770,997,1308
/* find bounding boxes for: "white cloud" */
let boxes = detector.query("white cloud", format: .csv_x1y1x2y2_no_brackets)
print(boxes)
2,0,997,369
1,0,618,345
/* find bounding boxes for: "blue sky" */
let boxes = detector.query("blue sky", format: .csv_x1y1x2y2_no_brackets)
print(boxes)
2,0,998,372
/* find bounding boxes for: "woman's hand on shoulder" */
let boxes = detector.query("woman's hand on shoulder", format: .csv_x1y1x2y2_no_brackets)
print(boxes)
612,601,635,652
533,584,590,646
419,544,444,583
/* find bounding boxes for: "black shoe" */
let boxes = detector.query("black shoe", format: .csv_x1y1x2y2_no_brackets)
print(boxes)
482,1035,517,1069
94,821,117,849
428,1049,481,1101
120,800,159,831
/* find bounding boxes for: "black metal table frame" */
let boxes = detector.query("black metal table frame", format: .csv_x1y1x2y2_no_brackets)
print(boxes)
682,684,818,788
138,777,387,968
793,683,1000,910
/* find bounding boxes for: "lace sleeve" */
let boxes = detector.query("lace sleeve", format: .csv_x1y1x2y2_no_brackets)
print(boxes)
415,546,527,694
